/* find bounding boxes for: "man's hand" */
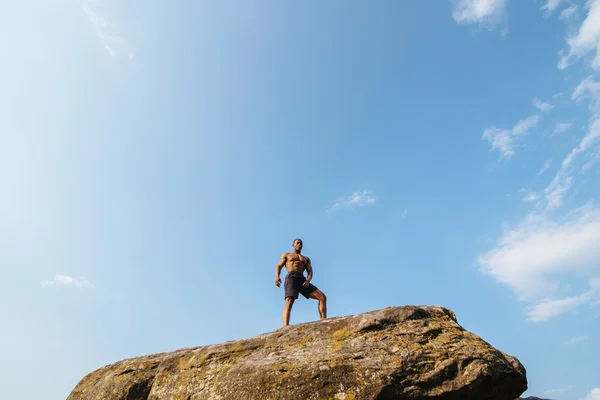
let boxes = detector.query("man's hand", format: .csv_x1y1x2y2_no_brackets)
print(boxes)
275,277,281,287
302,280,310,288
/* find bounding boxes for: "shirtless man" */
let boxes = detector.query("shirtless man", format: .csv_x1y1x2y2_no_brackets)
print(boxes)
275,238,327,326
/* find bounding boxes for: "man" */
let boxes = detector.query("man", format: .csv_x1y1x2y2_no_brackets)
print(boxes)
275,238,327,326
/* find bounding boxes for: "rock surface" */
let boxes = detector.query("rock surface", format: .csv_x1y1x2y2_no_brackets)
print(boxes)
67,305,527,400
517,398,551,400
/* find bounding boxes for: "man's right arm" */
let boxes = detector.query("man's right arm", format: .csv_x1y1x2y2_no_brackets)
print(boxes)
275,253,287,287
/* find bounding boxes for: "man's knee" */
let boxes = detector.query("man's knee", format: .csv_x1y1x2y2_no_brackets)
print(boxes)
312,290,326,302
285,297,296,305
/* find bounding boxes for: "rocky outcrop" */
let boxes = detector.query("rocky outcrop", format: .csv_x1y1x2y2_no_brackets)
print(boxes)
67,305,527,399
517,397,551,400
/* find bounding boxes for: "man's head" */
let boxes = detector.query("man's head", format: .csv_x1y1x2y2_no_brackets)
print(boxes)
292,238,303,252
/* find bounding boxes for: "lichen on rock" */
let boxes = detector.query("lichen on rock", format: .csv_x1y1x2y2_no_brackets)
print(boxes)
67,305,527,400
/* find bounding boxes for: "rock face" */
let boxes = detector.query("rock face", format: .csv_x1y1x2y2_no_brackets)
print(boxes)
67,305,527,400
518,398,551,400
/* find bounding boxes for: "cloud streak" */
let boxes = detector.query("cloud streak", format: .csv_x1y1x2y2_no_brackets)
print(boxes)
534,98,554,111
451,0,507,28
525,288,596,322
558,0,600,70
523,192,540,202
544,386,573,396
540,80,600,211
328,189,376,213
541,0,568,17
40,274,94,288
538,159,552,175
559,5,578,21
82,1,130,57
552,122,573,136
544,117,600,209
564,335,588,344
482,114,540,159
478,203,600,318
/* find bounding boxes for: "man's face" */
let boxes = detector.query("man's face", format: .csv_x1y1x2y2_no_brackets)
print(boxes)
293,240,303,251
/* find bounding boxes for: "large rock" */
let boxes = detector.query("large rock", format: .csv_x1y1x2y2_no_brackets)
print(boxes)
517,398,551,400
67,305,527,399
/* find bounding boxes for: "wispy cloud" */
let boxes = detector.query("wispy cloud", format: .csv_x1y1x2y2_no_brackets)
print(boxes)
482,114,540,159
478,0,600,326
526,288,596,321
582,147,600,172
478,203,600,317
544,115,600,210
573,75,600,113
539,159,552,175
541,0,567,17
564,335,588,344
451,0,507,28
82,1,131,57
552,122,573,136
328,189,376,213
522,191,540,202
559,5,578,21
544,385,573,395
402,208,408,218
583,388,600,400
40,274,94,288
534,98,554,111
558,0,600,70
480,96,600,322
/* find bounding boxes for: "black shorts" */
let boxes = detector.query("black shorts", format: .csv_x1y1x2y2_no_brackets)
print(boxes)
284,271,318,299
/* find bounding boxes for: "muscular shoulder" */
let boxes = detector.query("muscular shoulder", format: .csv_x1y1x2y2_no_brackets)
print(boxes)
280,252,290,259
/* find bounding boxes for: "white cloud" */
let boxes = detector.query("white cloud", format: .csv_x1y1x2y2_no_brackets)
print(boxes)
539,159,552,175
573,75,600,113
583,388,600,400
40,274,94,288
582,148,600,172
82,1,128,57
544,385,573,395
541,0,567,17
544,117,600,209
526,281,597,321
562,119,600,167
558,0,600,70
534,98,554,112
564,335,588,344
451,0,507,27
522,191,540,202
552,122,573,136
328,189,376,213
559,5,578,21
402,208,408,218
482,114,540,159
478,204,600,302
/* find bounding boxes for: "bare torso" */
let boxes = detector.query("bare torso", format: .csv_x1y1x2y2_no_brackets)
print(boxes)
284,252,309,274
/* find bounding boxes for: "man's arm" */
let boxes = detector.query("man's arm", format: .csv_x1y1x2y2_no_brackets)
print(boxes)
303,257,313,287
275,253,287,287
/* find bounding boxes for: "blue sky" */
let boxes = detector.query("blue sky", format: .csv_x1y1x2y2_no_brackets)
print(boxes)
1,0,599,399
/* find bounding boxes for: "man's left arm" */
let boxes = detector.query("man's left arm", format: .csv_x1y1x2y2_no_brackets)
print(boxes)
303,257,313,287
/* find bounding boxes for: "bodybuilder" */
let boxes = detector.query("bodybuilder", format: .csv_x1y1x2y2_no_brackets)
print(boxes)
275,238,327,326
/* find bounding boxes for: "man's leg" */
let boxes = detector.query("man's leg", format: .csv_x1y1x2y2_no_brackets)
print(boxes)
282,297,295,326
307,289,327,319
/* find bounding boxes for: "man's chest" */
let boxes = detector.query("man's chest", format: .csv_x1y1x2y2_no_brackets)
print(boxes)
288,254,307,265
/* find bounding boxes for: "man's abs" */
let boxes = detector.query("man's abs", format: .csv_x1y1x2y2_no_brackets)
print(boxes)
285,265,305,274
